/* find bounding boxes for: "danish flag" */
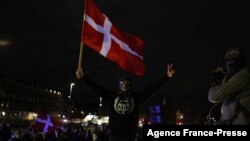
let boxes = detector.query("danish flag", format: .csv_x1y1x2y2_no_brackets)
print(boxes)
31,112,63,133
82,0,145,76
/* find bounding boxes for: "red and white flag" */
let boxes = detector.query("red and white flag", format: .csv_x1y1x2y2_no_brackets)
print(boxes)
31,112,64,133
82,0,145,76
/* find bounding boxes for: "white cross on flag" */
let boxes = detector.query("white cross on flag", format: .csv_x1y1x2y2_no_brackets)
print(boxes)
32,112,63,133
82,0,145,76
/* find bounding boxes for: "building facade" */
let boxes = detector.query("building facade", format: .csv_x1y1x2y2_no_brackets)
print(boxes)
0,78,67,127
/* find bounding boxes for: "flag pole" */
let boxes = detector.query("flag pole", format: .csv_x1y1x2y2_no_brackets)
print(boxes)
76,0,87,79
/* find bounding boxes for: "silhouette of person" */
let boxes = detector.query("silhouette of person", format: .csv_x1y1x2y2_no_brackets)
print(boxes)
76,64,175,141
208,47,250,124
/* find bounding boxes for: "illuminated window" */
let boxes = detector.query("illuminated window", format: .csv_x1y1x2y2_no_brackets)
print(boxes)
149,105,161,124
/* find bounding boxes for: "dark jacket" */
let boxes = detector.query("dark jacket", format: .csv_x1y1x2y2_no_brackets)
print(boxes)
83,76,169,136
208,68,250,124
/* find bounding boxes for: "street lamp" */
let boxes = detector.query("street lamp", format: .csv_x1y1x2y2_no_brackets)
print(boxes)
68,83,75,121
68,83,75,99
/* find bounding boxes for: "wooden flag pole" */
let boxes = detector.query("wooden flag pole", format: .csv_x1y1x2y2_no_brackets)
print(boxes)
78,41,84,69
76,0,87,79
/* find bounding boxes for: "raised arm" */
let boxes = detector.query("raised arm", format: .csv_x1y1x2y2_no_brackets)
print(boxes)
76,67,111,99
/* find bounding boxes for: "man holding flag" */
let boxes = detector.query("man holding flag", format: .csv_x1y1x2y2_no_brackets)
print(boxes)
76,0,175,140
77,66,174,141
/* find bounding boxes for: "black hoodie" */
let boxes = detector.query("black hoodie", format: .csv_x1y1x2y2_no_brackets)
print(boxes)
82,76,169,137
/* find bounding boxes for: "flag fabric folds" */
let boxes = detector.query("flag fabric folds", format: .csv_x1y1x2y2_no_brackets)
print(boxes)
31,112,64,133
82,0,145,76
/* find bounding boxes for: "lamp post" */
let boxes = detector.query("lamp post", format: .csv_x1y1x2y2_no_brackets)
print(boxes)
68,83,75,99
68,83,75,122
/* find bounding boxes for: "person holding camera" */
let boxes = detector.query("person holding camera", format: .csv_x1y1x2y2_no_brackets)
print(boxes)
208,47,250,124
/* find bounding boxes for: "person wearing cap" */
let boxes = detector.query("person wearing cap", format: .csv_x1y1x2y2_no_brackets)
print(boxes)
208,47,250,124
76,64,175,141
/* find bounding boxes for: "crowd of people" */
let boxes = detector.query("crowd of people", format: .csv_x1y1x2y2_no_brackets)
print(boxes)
0,123,117,141
0,47,249,141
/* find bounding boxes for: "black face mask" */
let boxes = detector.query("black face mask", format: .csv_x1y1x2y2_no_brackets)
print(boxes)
119,80,131,92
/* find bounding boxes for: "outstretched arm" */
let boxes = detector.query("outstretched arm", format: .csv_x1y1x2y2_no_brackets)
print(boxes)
139,63,175,102
76,67,111,99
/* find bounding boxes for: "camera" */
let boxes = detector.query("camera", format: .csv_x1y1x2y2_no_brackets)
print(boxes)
212,60,227,86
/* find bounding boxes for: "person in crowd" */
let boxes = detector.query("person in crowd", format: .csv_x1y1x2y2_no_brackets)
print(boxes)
76,63,175,141
208,47,250,124
10,130,22,141
0,123,11,141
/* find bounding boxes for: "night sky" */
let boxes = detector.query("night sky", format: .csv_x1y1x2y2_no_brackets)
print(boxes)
1,0,250,113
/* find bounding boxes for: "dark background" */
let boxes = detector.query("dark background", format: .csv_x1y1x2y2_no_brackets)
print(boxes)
1,0,250,114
